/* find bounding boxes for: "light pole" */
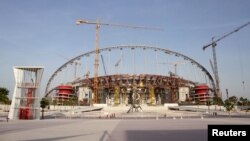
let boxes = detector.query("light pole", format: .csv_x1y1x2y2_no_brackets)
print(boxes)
226,88,229,99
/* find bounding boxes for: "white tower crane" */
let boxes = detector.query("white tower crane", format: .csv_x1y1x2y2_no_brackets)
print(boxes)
57,53,81,81
203,21,250,98
158,61,186,76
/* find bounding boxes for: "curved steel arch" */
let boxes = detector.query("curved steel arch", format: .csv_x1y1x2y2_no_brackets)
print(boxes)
45,45,216,97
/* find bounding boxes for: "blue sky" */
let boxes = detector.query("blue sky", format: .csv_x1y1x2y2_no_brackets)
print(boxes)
1,0,250,99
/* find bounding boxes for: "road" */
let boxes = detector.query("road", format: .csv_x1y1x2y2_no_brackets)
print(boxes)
0,118,250,141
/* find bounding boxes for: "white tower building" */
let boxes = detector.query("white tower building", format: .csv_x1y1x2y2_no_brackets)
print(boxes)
8,66,44,120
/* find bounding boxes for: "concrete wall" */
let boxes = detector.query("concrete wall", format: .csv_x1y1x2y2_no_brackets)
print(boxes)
48,105,86,111
0,104,10,112
180,105,225,111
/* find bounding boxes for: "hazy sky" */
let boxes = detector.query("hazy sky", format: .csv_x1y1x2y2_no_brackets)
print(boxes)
1,0,250,99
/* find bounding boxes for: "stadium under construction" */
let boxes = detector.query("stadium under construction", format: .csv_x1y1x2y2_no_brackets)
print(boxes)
45,46,215,106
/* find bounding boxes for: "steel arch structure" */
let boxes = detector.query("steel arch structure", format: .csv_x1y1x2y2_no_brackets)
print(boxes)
45,45,216,97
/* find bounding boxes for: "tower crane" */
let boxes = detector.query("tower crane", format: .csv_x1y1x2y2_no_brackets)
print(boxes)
203,21,250,98
158,61,185,76
56,53,81,81
76,19,162,104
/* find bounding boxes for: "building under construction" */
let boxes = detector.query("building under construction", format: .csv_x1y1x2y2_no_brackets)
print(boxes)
53,74,211,106
45,46,215,106
45,20,250,107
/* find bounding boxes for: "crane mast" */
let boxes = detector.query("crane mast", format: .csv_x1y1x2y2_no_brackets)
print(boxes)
203,21,250,98
76,19,162,104
94,21,100,104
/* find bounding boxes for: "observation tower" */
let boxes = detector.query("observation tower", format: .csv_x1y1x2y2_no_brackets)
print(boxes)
8,66,44,120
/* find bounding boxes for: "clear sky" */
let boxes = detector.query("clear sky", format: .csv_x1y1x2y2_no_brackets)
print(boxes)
1,0,250,99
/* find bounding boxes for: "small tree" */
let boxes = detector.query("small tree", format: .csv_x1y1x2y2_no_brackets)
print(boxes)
69,96,78,108
40,98,49,119
207,100,212,113
52,100,57,110
224,99,234,117
229,96,238,105
212,96,223,110
242,98,248,106
63,100,70,106
224,96,238,117
0,87,10,104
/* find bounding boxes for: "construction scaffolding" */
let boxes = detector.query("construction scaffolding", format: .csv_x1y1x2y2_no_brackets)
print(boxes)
73,74,196,106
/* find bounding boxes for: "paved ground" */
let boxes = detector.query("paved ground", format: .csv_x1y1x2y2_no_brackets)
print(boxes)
1,118,250,141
